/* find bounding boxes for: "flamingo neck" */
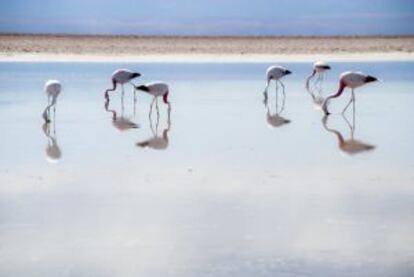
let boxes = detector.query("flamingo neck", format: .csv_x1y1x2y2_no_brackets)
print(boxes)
328,80,346,100
305,69,316,89
105,79,117,99
322,80,346,114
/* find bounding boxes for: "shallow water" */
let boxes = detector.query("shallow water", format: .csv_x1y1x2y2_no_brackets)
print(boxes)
0,62,414,276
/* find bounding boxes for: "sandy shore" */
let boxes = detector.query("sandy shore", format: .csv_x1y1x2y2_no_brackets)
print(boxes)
1,34,414,62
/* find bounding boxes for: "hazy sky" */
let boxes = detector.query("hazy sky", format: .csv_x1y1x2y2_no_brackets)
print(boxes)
1,0,413,36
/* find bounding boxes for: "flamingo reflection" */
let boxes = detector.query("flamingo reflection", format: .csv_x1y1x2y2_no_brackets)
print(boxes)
42,121,62,163
306,79,326,108
104,95,139,131
321,111,375,155
136,102,171,151
263,86,290,128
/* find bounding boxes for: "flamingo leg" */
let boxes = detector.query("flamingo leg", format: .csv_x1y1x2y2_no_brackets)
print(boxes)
275,80,279,113
264,80,270,93
342,91,354,114
167,103,171,127
278,80,286,114
121,92,125,117
53,102,56,122
149,97,156,121
155,97,160,119
133,89,137,118
352,89,356,134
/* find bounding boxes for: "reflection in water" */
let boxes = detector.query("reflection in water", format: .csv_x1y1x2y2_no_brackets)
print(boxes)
306,80,325,108
263,84,290,128
42,122,62,163
104,96,139,131
136,102,171,150
322,112,375,155
305,61,331,91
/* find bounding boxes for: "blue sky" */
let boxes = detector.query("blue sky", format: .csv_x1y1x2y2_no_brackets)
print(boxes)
0,0,413,35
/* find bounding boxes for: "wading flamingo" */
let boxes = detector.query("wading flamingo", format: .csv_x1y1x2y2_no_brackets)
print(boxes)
322,71,378,115
306,61,331,90
135,81,170,116
264,65,292,107
104,69,141,100
42,80,61,123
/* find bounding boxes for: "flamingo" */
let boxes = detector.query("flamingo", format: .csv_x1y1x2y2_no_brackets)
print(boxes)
42,80,61,123
322,71,378,115
104,69,141,100
264,65,292,106
135,81,170,115
305,61,331,89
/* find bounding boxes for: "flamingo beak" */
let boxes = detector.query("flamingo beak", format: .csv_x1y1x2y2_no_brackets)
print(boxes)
285,70,292,75
366,75,378,83
132,72,141,78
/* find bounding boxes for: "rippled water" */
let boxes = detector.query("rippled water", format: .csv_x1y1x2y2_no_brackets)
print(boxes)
0,62,413,276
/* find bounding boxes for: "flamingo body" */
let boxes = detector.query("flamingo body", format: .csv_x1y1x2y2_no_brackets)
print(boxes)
136,81,169,104
314,61,331,73
266,65,291,82
112,69,141,84
339,71,376,89
44,80,62,98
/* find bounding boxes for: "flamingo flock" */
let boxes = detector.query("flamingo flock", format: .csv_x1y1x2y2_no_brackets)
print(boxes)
41,62,378,156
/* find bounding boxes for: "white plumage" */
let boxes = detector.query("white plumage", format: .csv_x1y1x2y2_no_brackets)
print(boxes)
266,65,291,83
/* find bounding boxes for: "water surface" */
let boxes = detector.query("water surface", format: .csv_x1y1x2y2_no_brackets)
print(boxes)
0,62,413,276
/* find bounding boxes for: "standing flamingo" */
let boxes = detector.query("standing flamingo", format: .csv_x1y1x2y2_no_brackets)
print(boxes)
322,71,378,115
264,65,292,106
104,69,141,100
42,80,61,123
305,61,331,89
